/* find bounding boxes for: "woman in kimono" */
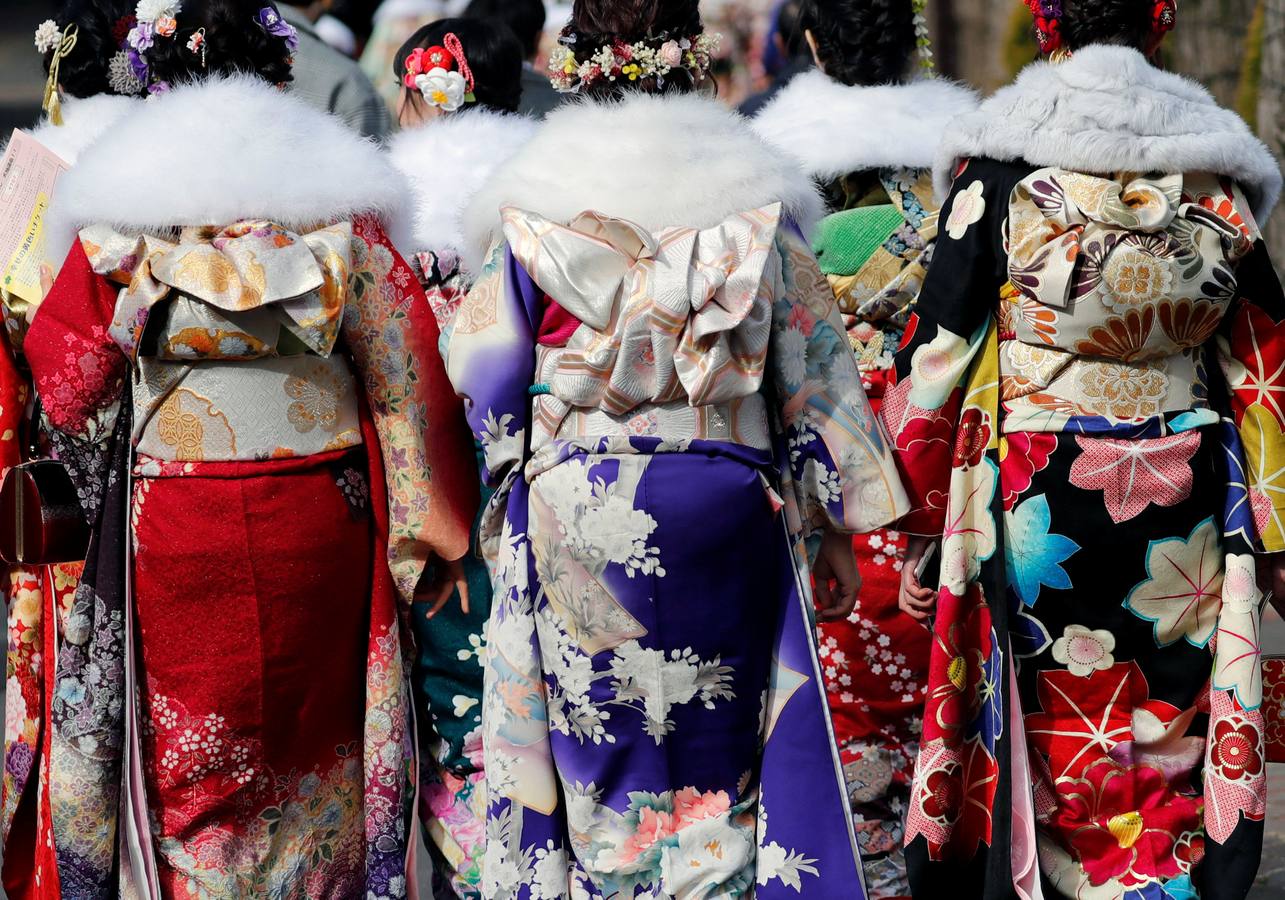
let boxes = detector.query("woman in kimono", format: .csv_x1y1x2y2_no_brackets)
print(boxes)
24,0,479,895
750,3,975,895
882,0,1284,896
385,17,533,898
448,0,910,895
2,4,139,895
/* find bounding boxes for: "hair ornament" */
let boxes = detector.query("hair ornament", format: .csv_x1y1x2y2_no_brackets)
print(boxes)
40,23,79,125
255,6,299,52
187,27,206,67
548,30,721,94
404,33,476,112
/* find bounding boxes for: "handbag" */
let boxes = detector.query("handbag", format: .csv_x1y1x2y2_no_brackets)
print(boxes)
0,397,89,565
1263,654,1285,763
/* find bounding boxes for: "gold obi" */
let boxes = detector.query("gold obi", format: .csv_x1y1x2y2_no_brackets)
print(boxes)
1001,170,1254,428
80,219,363,461
503,203,784,451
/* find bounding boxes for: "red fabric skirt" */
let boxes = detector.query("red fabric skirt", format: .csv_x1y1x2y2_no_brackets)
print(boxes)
131,449,373,898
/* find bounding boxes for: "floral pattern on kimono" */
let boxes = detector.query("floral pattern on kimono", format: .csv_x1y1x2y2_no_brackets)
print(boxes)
880,157,1282,900
811,164,943,900
448,202,908,899
23,214,476,898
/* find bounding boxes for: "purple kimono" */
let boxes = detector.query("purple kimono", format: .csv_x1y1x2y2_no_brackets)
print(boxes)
447,202,909,898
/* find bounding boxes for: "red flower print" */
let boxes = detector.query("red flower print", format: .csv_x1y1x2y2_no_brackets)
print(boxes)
923,588,994,745
1053,760,1201,887
952,408,991,468
922,762,963,823
1025,662,1149,780
1209,718,1263,781
999,432,1056,510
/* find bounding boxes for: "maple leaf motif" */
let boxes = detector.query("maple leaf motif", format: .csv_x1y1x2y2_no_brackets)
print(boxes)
1067,431,1199,524
1025,662,1148,779
1124,517,1222,649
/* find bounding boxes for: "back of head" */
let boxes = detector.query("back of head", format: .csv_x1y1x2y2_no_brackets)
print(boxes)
556,0,710,99
1058,0,1156,53
800,0,916,86
43,0,137,98
463,0,545,61
135,0,295,93
394,17,524,113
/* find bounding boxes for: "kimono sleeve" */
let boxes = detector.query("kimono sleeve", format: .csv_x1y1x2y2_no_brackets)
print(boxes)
25,239,126,443
445,240,542,489
1219,232,1285,552
771,224,909,536
344,215,478,601
880,158,1019,535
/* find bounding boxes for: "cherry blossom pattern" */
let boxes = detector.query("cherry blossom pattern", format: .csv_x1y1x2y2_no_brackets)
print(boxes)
945,181,986,240
1051,625,1115,677
1123,517,1222,649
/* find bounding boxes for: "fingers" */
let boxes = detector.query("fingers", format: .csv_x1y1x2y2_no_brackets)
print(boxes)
456,576,471,616
814,575,837,621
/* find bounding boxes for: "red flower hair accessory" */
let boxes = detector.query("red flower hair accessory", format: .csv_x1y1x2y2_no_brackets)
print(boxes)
1025,0,1063,55
1145,0,1177,54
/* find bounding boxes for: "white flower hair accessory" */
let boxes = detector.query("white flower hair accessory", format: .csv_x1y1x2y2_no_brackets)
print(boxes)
548,31,721,94
404,33,476,113
34,19,62,53
108,50,146,94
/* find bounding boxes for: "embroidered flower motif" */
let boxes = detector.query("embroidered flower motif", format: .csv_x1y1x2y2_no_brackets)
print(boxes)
1102,246,1175,313
285,368,341,434
34,19,61,53
1051,624,1116,677
945,181,986,240
1077,362,1169,421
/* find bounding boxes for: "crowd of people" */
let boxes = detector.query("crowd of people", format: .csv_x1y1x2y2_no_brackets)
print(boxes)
1,0,1282,898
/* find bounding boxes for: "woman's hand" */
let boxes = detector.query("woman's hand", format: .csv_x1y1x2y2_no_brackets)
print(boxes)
417,555,471,619
814,530,861,623
899,536,938,622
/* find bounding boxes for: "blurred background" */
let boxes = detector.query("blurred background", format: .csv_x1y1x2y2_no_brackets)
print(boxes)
1,0,1284,896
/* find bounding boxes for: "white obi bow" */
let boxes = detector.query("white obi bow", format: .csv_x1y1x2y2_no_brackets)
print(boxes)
503,203,783,414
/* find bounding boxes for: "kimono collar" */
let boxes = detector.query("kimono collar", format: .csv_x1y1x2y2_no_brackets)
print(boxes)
79,220,353,361
934,44,1282,222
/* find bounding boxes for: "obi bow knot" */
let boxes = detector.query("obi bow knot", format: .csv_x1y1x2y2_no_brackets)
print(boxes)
502,203,783,414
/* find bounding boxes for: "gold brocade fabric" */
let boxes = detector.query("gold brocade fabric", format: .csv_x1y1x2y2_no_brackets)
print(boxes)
80,220,363,461
500,204,783,450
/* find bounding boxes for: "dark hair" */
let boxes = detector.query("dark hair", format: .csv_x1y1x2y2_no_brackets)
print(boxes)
776,0,808,59
801,0,916,86
393,17,524,113
563,0,704,97
1059,0,1153,51
463,0,545,60
43,0,136,98
145,0,293,88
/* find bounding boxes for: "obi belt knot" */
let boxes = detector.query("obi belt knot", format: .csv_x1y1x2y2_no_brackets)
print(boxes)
502,203,783,416
78,219,355,362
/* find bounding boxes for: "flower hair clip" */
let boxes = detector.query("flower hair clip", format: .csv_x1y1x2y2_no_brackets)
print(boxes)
126,0,182,94
548,31,721,94
187,27,206,67
255,7,299,52
1145,0,1177,54
1024,0,1063,55
404,33,476,113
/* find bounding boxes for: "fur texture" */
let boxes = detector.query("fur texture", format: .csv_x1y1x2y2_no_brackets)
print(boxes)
752,70,978,179
936,44,1282,221
49,75,410,255
26,95,140,167
387,110,537,269
462,92,826,273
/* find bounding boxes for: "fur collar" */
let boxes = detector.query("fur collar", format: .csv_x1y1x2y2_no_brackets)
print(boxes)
751,71,978,179
26,94,140,166
462,92,825,273
387,110,536,268
49,76,409,252
936,44,1282,221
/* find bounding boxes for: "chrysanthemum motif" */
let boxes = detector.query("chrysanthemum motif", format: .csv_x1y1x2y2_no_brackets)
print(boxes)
34,19,61,53
135,0,180,23
108,50,145,95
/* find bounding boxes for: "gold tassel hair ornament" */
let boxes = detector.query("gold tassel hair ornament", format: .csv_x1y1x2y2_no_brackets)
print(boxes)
40,24,79,126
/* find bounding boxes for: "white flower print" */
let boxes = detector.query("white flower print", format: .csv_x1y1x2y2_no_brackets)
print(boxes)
607,641,736,743
776,326,809,387
1051,624,1116,677
945,180,986,240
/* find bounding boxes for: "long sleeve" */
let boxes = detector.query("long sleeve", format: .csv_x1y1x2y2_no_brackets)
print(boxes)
25,240,126,444
880,158,1022,535
345,215,479,602
772,224,909,536
445,241,542,489
1219,235,1285,552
